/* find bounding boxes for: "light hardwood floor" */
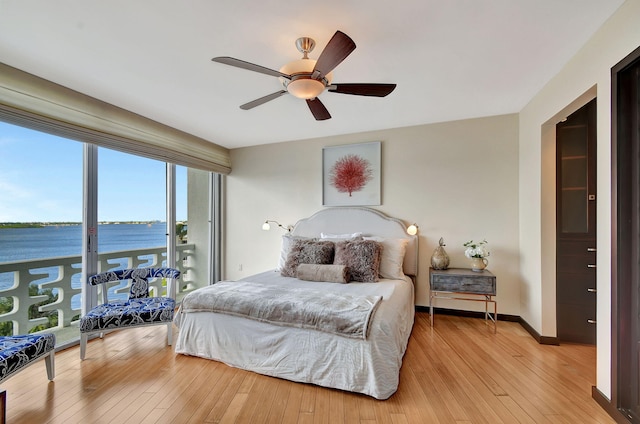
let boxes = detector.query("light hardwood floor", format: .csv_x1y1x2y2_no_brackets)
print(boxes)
2,313,616,423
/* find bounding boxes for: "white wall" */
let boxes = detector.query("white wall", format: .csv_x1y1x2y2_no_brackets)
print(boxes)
186,168,212,287
224,114,521,314
518,0,640,399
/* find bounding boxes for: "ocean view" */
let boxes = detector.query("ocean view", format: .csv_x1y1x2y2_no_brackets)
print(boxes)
0,222,170,310
0,222,168,263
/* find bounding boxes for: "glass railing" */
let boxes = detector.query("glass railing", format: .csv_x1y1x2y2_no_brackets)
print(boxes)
0,244,196,346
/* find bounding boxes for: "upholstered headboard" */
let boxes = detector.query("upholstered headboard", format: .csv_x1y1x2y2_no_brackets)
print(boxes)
291,207,418,277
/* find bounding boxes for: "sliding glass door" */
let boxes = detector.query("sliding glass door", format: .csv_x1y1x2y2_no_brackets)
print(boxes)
96,147,168,301
0,121,83,343
0,119,213,347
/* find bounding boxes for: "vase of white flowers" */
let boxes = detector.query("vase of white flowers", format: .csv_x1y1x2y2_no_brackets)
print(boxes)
463,239,490,272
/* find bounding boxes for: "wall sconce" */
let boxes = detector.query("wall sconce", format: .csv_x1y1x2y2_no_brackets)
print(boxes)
262,220,293,232
406,223,418,236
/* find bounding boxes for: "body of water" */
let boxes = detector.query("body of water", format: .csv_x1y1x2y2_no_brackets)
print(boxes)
0,223,169,308
0,223,167,263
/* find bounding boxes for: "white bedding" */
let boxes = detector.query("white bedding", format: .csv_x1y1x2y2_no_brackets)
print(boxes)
174,270,415,399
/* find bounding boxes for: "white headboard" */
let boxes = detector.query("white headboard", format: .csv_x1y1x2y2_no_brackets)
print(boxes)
291,207,418,277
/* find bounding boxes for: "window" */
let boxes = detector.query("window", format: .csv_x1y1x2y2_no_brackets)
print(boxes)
0,66,223,346
97,147,167,302
0,121,216,347
0,121,82,340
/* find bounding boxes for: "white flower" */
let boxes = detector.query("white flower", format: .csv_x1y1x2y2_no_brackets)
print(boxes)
463,240,490,258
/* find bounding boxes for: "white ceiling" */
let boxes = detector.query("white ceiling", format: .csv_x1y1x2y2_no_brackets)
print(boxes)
0,1,625,149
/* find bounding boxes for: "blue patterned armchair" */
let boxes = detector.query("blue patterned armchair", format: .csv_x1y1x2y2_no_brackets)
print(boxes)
0,333,55,383
79,267,180,360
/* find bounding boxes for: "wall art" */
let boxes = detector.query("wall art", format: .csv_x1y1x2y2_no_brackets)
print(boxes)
322,141,381,206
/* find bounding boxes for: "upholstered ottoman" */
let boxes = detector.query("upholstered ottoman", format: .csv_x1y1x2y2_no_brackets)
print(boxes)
0,333,55,383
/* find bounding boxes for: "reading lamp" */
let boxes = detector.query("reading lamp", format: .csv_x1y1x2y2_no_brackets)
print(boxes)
406,223,418,236
262,220,293,232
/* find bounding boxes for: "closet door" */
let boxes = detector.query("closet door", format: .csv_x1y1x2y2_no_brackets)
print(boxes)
615,48,640,423
556,98,597,344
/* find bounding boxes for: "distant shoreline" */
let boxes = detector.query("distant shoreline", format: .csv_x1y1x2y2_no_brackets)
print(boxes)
0,221,165,229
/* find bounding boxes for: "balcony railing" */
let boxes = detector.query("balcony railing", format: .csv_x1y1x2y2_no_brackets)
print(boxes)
0,244,196,343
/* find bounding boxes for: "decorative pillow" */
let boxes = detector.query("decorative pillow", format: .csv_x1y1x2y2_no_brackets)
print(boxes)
364,237,409,280
333,240,382,282
281,239,335,277
296,264,349,284
277,235,314,271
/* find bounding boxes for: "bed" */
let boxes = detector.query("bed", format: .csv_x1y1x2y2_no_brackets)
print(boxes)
174,207,418,399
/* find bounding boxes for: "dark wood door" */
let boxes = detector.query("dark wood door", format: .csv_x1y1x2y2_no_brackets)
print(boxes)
615,48,640,423
556,99,597,344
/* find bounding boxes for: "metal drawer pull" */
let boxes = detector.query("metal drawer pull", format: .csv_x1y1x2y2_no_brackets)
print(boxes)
587,264,596,268
587,248,596,252
587,288,597,293
587,319,597,324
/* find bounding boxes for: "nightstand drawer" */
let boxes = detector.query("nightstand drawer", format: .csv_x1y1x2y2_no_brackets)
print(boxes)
430,270,496,295
429,268,497,331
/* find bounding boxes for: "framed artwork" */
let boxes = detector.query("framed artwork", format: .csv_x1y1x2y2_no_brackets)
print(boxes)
322,141,381,206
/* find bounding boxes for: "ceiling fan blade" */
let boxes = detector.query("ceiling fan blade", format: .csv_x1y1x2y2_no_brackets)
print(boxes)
212,56,291,79
240,90,288,110
306,98,331,121
312,31,356,79
328,83,397,97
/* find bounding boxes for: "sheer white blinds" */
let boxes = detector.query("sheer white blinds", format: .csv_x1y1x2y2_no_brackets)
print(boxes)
0,63,231,174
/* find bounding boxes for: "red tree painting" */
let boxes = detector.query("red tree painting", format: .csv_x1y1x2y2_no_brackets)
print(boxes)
329,154,373,197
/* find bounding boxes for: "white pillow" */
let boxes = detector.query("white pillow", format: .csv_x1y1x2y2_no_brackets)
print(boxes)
277,235,313,271
363,236,409,280
320,232,363,239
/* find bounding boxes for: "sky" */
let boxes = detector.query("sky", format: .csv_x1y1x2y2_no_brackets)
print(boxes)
0,121,187,222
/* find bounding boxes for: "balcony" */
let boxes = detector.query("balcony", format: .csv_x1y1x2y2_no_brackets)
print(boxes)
0,244,196,346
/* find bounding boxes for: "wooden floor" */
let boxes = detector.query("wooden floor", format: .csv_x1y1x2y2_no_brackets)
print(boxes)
2,312,616,423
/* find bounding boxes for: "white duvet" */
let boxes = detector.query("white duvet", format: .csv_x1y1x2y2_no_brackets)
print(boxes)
174,270,415,399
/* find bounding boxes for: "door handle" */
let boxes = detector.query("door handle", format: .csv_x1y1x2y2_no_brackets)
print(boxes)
587,248,596,252
587,288,597,293
587,319,597,324
587,264,596,268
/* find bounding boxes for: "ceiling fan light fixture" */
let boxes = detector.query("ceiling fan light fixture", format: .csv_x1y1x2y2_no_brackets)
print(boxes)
280,58,332,99
286,78,325,99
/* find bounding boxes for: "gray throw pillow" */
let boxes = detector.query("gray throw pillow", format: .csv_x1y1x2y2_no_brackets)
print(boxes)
296,264,350,283
334,240,382,282
281,239,335,277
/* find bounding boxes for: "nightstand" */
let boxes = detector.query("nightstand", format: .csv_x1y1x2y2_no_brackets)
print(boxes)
429,267,497,331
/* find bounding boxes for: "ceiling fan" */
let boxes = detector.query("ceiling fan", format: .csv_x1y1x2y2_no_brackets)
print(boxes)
211,30,396,121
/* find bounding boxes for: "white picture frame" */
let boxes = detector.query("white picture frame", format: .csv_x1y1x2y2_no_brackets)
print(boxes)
322,141,381,206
